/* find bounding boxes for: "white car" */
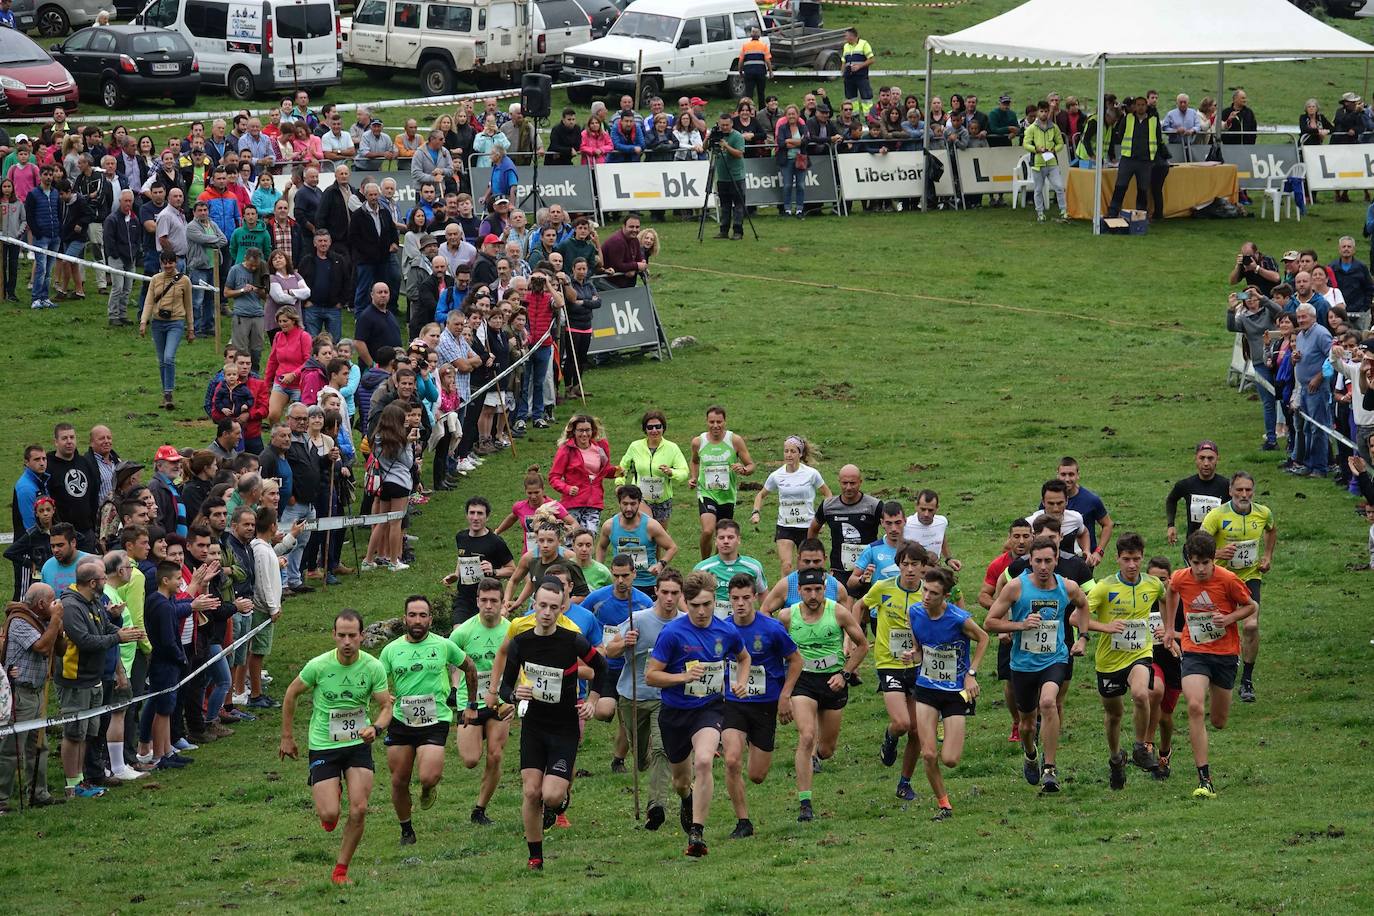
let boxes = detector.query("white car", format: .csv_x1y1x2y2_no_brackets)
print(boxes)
561,0,761,105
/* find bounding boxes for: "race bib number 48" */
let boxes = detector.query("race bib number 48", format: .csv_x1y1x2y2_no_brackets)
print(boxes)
778,499,810,527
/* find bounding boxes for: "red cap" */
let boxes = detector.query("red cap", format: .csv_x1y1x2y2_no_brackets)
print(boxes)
481,233,501,245
153,445,182,463
689,96,706,107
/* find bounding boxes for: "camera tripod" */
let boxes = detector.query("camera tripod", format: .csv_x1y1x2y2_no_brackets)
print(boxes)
517,115,546,214
696,142,760,243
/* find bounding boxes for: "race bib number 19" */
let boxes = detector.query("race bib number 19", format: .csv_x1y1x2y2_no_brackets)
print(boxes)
1020,619,1058,655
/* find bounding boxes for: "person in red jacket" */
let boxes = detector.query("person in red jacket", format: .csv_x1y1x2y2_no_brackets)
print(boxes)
599,214,645,289
514,271,561,436
264,305,313,423
548,414,619,532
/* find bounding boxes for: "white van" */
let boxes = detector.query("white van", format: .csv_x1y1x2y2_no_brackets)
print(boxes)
139,0,343,100
561,0,759,105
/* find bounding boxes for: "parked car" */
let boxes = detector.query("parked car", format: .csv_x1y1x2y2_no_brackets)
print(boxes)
573,0,619,37
7,0,38,32
0,26,80,114
32,0,103,36
51,24,201,109
1290,0,1368,14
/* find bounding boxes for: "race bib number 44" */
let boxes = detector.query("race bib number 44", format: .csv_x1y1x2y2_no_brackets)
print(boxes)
684,660,725,697
1111,620,1149,653
524,662,565,704
328,707,369,744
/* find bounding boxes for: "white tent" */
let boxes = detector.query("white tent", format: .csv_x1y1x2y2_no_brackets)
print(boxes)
922,0,1374,231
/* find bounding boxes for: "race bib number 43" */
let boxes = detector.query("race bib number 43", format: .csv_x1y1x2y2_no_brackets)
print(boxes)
328,707,369,744
887,628,915,660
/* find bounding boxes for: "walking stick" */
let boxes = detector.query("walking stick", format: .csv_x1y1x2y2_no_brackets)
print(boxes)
566,322,588,409
212,254,222,352
630,636,641,822
321,467,335,590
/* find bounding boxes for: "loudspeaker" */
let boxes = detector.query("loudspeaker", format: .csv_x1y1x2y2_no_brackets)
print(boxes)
520,72,553,120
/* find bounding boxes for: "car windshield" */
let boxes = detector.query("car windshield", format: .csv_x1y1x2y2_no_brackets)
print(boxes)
0,27,52,64
130,33,187,54
607,11,678,42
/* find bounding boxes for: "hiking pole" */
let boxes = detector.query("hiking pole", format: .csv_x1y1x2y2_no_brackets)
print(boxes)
630,638,640,822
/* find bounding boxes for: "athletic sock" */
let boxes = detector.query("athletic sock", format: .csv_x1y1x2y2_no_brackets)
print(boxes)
896,776,910,787
528,841,543,859
1198,764,1210,782
937,794,951,809
399,819,413,833
1241,662,1254,683
691,822,704,833
108,742,126,771
798,790,812,803
66,777,81,789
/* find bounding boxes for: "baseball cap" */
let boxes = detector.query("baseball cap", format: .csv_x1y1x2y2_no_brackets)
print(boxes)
368,117,383,126
1281,250,1300,261
481,233,501,245
1195,439,1218,454
15,133,28,143
493,197,510,208
999,93,1012,103
797,567,825,587
689,96,706,107
153,445,182,463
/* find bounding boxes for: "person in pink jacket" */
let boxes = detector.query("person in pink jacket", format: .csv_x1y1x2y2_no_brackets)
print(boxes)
263,305,312,422
579,116,614,165
548,414,619,531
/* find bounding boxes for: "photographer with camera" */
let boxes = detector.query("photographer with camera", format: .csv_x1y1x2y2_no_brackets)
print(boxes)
140,248,196,411
709,113,747,241
1227,286,1284,450
1229,242,1280,296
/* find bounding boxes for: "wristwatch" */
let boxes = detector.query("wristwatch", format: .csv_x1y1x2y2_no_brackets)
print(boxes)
467,701,479,710
841,670,855,685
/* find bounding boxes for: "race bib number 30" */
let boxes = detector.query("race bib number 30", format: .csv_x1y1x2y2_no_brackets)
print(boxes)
684,660,725,697
1111,620,1149,653
400,693,437,727
921,646,959,687
524,662,565,704
1020,619,1058,655
328,707,368,744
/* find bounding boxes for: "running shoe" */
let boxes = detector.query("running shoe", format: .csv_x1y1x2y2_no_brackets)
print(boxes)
878,730,898,767
527,857,543,870
932,806,954,822
685,826,707,857
543,806,557,830
645,803,665,831
679,793,693,833
67,782,107,798
400,827,417,846
1023,753,1041,786
895,781,916,802
555,813,571,828
173,738,198,752
1239,681,1256,703
471,806,493,826
811,754,821,774
1193,780,1217,799
1040,765,1061,793
421,783,438,810
798,800,815,822
1153,752,1171,780
728,819,754,839
1132,741,1158,771
1109,751,1127,790
1009,724,1020,743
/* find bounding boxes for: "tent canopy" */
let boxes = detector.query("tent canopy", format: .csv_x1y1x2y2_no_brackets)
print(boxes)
925,0,1374,68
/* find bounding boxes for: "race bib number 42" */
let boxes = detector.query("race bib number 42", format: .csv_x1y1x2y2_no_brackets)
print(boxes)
328,707,369,744
1228,539,1258,570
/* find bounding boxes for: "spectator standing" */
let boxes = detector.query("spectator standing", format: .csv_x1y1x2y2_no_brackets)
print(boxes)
299,229,348,341
102,189,142,326
1331,236,1372,332
1107,96,1168,221
139,250,195,410
773,106,808,222
1292,303,1334,478
988,93,1020,147
1163,94,1203,145
0,584,64,810
841,28,875,115
227,247,267,373
185,200,228,338
48,424,99,551
1218,89,1257,145
349,182,399,312
738,28,772,106
1022,101,1068,224
546,108,582,166
23,163,60,310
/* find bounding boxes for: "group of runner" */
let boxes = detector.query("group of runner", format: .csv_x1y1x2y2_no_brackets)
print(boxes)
275,414,1276,882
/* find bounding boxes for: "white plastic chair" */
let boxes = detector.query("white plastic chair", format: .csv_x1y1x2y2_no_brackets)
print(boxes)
1260,162,1305,223
1010,155,1034,209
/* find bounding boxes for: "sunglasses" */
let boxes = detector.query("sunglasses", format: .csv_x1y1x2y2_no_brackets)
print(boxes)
644,423,664,430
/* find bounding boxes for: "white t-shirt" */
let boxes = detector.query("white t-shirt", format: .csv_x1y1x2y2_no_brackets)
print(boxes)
902,513,948,554
1026,508,1086,558
764,464,826,528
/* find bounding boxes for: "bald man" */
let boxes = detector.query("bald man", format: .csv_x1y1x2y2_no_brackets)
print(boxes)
809,464,883,601
0,584,65,808
87,425,121,506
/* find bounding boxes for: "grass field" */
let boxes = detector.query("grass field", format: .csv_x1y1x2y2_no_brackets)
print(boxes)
2,181,1374,913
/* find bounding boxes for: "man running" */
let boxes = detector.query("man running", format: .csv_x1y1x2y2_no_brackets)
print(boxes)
489,578,605,869
985,537,1088,794
694,519,767,618
646,571,751,856
845,501,907,594
583,554,654,772
279,609,393,885
689,406,755,560
597,484,677,599
906,567,988,820
1056,457,1114,558
604,568,683,830
978,518,1033,743
444,496,515,625
808,464,882,592
380,595,478,845
759,539,850,616
1199,471,1275,703
862,542,927,800
902,489,962,571
505,524,589,610
1028,479,1092,562
450,578,514,825
1076,533,1162,790
779,568,869,821
1163,440,1230,548
1145,555,1180,779
723,572,802,838
1162,533,1256,799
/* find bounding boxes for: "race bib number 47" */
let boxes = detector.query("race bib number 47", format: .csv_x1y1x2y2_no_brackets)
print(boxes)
684,660,725,697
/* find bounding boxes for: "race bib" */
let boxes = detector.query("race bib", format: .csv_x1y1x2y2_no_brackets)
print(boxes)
457,556,484,585
887,627,915,660
1148,611,1164,635
400,693,438,727
704,463,730,491
1020,619,1059,655
1111,620,1149,653
1228,539,1258,570
328,707,368,744
804,653,840,673
684,660,725,697
640,476,666,502
840,542,866,571
524,662,564,704
475,670,492,699
1189,494,1222,524
921,645,960,687
1186,612,1226,645
714,597,733,619
602,622,625,643
732,662,767,698
778,498,810,527
623,545,649,570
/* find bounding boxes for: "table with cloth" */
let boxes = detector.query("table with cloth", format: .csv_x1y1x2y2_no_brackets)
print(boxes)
1066,163,1239,219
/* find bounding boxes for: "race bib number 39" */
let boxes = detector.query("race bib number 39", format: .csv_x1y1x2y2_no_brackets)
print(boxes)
400,693,437,727
524,662,565,704
1020,619,1058,655
684,660,725,697
1111,620,1149,653
328,707,368,744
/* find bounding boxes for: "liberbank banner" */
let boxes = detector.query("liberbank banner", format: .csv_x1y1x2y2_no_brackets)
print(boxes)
834,151,955,200
587,284,664,356
1301,142,1374,191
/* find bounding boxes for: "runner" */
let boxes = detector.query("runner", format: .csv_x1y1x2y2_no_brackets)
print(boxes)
582,554,654,772
1144,555,1181,780
808,464,882,599
1163,440,1230,548
861,542,926,800
1199,472,1275,703
505,524,589,610
279,609,393,885
645,571,751,857
845,501,907,594
596,484,677,600
603,568,684,830
694,519,768,619
616,409,691,524
488,578,605,869
779,567,869,821
379,595,478,845
1162,532,1257,799
689,406,756,560
759,538,852,615
977,518,1033,743
902,489,962,571
1056,457,1114,557
906,567,989,820
449,578,514,825
751,436,831,576
1028,479,1092,562
723,572,802,838
492,465,575,554
569,528,612,591
444,496,515,625
1076,533,1163,790
985,536,1089,794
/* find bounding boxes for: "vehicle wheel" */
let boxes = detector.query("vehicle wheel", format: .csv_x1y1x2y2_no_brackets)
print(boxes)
419,59,455,96
228,66,256,101
36,3,70,36
816,49,841,72
313,86,327,97
358,66,391,82
1290,0,1318,10
567,83,595,105
172,95,197,108
101,78,126,110
721,71,744,100
637,74,661,108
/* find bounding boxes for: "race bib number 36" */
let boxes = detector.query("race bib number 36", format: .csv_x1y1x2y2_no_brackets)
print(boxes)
328,707,368,744
1186,612,1226,645
684,660,725,697
524,662,565,704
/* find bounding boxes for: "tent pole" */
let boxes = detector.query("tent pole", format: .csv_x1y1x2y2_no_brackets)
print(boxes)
1216,60,1225,121
1093,55,1105,236
923,46,933,213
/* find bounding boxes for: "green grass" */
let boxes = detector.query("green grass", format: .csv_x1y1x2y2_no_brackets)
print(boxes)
2,194,1373,912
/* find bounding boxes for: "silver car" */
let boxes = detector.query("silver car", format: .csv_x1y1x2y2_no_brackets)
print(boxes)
31,0,103,36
